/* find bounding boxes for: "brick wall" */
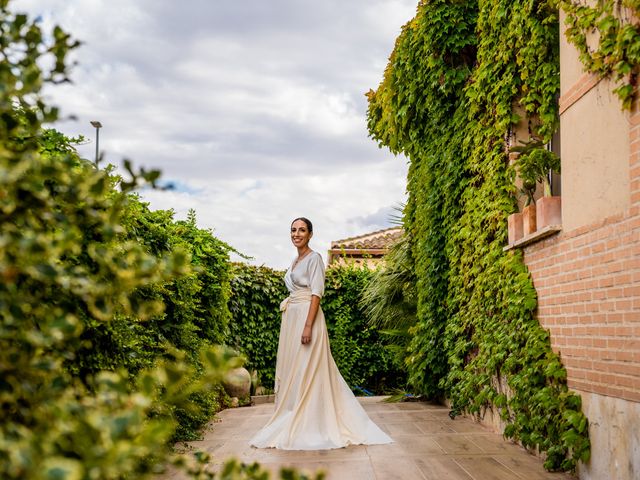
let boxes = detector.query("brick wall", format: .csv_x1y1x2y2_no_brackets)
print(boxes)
522,96,640,404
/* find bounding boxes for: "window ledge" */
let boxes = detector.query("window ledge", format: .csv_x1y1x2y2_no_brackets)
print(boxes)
504,224,562,251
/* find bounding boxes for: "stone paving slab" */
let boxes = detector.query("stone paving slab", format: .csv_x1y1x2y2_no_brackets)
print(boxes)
157,397,576,480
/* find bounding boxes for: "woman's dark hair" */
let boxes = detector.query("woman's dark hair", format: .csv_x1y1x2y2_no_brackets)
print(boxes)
291,217,313,232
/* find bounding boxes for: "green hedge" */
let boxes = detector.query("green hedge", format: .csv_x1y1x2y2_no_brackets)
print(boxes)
228,263,406,394
323,265,405,393
228,263,288,389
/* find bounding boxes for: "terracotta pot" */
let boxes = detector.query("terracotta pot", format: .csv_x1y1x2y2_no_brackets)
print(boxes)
507,212,523,244
536,196,562,228
522,204,537,235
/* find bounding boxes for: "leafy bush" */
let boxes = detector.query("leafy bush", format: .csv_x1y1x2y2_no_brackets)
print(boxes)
0,3,328,479
323,265,406,393
361,232,417,369
228,263,288,389
0,4,275,479
47,158,236,442
228,262,406,394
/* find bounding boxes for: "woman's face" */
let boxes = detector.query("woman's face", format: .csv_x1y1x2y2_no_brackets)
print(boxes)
291,220,312,249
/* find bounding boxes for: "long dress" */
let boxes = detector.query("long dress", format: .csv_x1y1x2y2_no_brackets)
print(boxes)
249,251,393,450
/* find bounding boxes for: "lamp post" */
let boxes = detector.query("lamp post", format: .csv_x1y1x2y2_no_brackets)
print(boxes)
90,120,102,165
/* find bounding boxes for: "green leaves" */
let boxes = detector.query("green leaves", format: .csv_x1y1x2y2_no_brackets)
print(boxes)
228,263,405,394
558,0,640,108
227,263,287,389
0,2,241,476
367,0,589,472
42,458,83,480
510,139,561,198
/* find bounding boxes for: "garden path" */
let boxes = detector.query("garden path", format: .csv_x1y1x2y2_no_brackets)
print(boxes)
159,397,575,480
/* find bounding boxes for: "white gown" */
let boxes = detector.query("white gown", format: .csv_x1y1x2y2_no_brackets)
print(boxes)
249,251,393,450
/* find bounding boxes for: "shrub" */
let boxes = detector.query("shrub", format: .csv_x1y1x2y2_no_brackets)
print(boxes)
323,265,406,393
227,263,290,389
228,262,406,394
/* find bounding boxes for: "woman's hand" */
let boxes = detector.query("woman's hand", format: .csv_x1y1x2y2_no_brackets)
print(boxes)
301,325,312,344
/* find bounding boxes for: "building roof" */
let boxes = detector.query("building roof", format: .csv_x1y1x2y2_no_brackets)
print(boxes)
330,227,403,251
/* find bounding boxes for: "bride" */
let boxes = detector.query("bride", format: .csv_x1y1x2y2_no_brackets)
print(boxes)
249,217,393,450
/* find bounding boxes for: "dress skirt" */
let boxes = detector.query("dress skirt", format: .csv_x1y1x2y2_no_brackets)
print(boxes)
249,288,393,450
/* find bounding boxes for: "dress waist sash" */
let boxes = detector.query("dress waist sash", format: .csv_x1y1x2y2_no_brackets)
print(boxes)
279,288,312,312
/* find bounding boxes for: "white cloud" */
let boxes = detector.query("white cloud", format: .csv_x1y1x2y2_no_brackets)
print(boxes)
142,159,407,269
14,0,414,267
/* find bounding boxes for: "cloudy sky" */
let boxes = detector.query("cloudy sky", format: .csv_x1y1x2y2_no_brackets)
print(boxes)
15,0,414,268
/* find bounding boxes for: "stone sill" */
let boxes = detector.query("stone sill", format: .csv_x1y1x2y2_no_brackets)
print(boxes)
503,224,562,251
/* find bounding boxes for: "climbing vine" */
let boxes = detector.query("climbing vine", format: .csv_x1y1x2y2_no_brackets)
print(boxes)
557,0,640,108
368,0,590,471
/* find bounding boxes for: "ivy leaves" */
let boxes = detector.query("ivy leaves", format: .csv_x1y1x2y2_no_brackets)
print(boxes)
228,264,287,389
367,0,589,471
228,263,405,394
558,0,640,108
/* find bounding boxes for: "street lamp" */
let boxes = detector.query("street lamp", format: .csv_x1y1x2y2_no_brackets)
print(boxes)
90,120,102,165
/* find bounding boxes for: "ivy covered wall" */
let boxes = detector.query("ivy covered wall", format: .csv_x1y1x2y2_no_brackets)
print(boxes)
367,0,589,471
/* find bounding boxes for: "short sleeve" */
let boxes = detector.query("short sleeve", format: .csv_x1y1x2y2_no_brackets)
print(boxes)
307,252,325,298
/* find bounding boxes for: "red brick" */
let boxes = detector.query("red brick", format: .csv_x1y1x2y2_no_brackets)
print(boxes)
607,338,626,349
575,336,593,347
598,326,617,336
623,389,640,402
614,350,637,362
593,265,609,277
606,287,624,298
571,303,587,313
566,379,589,392
585,300,600,313
614,325,635,336
615,300,633,311
631,112,640,126
522,202,639,401
616,375,637,388
606,262,626,274
604,385,625,398
606,312,625,323
599,301,617,312
624,285,640,297
593,338,608,348
613,362,640,376
599,350,617,361
566,367,587,379
624,311,640,322
582,370,600,385
613,273,633,285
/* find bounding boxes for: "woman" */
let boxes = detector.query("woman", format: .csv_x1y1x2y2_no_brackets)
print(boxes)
249,217,393,450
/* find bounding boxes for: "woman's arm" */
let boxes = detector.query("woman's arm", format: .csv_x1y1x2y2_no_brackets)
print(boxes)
301,295,321,344
302,253,325,345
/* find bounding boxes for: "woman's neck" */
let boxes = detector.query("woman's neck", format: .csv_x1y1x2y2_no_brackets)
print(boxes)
297,246,312,257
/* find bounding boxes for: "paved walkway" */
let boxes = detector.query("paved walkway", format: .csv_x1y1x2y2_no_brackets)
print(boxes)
160,397,575,480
